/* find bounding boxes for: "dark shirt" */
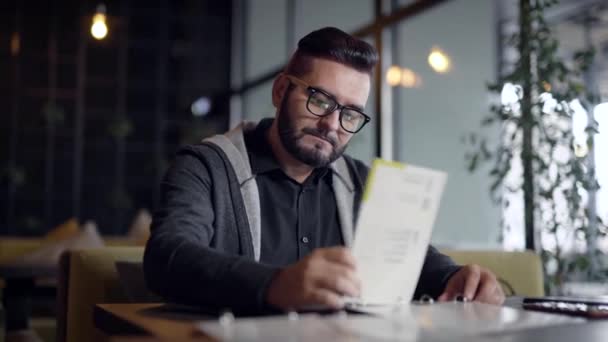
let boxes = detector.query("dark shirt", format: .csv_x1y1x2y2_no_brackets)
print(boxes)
244,119,343,266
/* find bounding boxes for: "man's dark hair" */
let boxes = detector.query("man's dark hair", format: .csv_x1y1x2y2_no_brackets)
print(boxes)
285,27,378,76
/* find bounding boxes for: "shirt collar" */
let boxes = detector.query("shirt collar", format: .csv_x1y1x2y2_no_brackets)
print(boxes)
245,118,280,174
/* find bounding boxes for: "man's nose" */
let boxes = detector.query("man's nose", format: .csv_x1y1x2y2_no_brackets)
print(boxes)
318,109,341,132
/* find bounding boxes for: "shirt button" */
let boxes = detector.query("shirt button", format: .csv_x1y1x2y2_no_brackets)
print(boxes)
301,236,309,244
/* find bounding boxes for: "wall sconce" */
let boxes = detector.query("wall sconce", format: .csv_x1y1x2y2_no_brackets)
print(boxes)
10,32,20,56
385,65,422,88
91,4,108,40
386,65,402,87
428,46,451,73
400,68,421,88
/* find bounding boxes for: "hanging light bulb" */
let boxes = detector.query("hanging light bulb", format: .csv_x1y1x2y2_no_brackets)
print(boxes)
91,4,108,40
386,65,402,86
10,32,20,56
428,46,451,73
400,68,421,88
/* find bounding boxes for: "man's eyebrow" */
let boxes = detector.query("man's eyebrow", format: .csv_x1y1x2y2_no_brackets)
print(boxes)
314,85,365,111
346,103,365,112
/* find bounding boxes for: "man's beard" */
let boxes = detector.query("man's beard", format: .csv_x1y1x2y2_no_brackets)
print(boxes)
277,93,347,168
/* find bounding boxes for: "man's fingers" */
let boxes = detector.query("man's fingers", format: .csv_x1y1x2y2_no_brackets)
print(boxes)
463,265,481,300
267,247,362,311
437,292,451,302
478,286,504,305
438,266,505,305
467,269,505,305
438,281,459,302
315,265,360,297
473,274,497,303
488,281,506,305
494,287,506,305
311,288,344,309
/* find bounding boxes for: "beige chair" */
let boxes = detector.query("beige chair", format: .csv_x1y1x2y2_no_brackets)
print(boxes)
442,249,544,297
57,247,145,342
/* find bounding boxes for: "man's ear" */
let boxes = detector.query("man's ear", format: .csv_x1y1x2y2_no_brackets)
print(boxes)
272,73,289,108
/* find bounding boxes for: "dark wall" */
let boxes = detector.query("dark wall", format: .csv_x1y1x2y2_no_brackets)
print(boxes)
0,0,232,235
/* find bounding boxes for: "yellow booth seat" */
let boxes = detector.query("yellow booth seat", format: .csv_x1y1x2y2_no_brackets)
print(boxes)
0,237,142,266
57,247,145,342
442,249,544,297
0,216,148,269
0,238,45,264
0,218,81,267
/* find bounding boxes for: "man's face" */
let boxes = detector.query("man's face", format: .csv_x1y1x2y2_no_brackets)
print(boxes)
276,59,371,167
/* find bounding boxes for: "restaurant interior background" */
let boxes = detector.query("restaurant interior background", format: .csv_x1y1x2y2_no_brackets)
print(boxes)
1,0,608,340
1,0,607,276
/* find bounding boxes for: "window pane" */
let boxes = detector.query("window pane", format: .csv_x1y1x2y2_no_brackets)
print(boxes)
242,80,275,122
294,0,374,42
245,0,287,80
393,0,500,247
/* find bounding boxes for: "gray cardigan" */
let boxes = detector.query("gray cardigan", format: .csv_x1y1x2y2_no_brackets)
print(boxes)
143,120,460,314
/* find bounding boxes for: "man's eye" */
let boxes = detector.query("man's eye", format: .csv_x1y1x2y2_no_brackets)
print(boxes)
343,110,361,122
310,97,330,109
311,98,329,109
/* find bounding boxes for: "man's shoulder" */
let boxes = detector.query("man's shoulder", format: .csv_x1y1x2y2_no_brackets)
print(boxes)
178,142,226,159
173,143,233,171
168,143,236,189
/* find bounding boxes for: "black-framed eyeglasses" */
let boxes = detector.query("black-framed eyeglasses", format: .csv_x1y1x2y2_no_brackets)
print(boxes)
284,74,371,134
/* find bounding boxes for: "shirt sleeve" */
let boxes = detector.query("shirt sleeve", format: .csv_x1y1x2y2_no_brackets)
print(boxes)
414,245,462,300
143,150,281,314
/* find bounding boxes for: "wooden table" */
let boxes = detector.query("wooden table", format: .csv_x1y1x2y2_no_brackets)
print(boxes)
94,303,216,341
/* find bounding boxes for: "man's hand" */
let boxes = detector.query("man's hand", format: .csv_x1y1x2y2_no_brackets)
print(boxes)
266,247,360,310
437,264,505,305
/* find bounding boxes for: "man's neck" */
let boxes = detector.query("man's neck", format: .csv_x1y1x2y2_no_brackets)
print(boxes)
267,121,314,184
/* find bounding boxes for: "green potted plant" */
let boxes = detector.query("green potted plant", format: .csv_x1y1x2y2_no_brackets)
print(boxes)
466,0,607,294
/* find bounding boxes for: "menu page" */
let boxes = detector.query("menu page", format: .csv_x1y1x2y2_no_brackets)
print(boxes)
351,159,447,305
